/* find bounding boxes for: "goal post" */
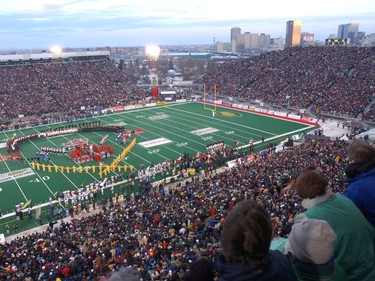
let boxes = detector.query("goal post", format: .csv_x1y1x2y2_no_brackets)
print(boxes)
203,84,217,115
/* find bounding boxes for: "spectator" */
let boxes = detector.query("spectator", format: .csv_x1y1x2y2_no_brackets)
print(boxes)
343,140,375,227
285,215,347,281
13,223,18,234
295,170,375,281
108,267,140,281
216,200,297,281
5,224,10,235
184,257,215,281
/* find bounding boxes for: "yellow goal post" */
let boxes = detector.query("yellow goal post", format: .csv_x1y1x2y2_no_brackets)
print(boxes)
203,84,217,116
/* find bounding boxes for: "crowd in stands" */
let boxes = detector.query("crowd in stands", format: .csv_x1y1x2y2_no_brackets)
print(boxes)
363,106,375,123
0,58,147,120
202,46,375,119
2,137,373,280
1,46,374,130
0,46,374,280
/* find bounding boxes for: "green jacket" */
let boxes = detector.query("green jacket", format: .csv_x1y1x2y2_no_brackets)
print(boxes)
301,193,375,281
271,237,347,281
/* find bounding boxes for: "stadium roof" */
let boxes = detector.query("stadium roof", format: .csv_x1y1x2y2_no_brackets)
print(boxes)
0,50,110,62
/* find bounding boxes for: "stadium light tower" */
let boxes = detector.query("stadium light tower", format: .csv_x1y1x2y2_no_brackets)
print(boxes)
50,45,62,59
145,45,160,99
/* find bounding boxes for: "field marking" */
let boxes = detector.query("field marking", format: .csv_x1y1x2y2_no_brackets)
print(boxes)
159,107,267,139
20,129,81,193
143,110,254,144
114,112,205,152
0,132,58,205
124,109,254,149
102,115,183,162
166,106,278,136
0,161,28,201
17,149,66,209
40,126,101,183
139,138,172,148
0,132,29,201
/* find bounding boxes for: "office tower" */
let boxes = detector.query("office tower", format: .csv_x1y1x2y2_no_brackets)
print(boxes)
231,27,241,53
337,23,359,44
285,20,302,47
231,27,241,42
301,32,315,46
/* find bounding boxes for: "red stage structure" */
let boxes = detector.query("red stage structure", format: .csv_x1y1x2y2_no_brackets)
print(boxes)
70,144,114,163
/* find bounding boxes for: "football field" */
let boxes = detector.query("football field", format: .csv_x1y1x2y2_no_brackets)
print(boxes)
0,102,318,217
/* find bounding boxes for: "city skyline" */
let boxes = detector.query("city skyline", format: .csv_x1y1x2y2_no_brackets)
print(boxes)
1,0,375,50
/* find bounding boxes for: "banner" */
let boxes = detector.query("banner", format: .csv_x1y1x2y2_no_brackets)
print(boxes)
206,141,225,152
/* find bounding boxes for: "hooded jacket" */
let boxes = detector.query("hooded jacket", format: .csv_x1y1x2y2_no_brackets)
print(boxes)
343,162,375,228
216,250,297,281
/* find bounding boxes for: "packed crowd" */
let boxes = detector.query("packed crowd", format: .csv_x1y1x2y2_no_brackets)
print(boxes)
1,47,374,129
1,137,362,280
0,58,147,120
0,46,374,280
363,105,375,123
201,46,375,119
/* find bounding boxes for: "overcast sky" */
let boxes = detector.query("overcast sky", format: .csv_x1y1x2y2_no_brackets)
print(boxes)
1,0,374,50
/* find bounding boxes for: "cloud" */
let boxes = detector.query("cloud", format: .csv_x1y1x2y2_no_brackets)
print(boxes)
0,0,374,49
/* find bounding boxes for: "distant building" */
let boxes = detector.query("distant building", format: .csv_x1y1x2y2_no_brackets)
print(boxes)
357,32,366,44
231,27,241,42
270,37,284,50
301,32,315,46
285,20,302,47
215,41,231,53
325,38,348,46
215,41,225,52
337,23,359,44
230,27,271,53
362,33,375,46
231,27,241,53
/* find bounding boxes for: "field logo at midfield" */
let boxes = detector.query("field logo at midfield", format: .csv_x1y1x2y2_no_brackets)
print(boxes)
0,168,35,183
216,111,242,117
63,138,89,148
191,127,219,136
139,138,172,148
149,114,169,121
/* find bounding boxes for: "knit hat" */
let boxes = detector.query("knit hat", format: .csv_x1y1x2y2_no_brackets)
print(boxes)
286,215,336,264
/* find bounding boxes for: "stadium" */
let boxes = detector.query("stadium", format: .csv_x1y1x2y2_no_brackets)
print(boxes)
0,46,374,280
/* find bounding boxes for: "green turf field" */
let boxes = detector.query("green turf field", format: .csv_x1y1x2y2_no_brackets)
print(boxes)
0,102,318,216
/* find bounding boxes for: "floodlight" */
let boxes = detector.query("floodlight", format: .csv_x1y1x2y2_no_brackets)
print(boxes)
145,45,160,60
50,45,62,54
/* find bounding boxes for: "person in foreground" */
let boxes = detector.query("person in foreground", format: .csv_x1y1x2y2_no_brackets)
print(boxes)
285,215,347,281
216,200,297,281
294,169,375,281
343,140,375,228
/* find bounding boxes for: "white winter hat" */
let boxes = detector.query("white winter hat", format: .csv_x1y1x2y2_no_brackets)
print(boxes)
286,214,336,264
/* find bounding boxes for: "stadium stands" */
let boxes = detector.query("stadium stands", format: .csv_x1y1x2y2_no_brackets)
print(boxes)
1,46,374,280
1,137,363,280
0,58,147,121
201,46,375,120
